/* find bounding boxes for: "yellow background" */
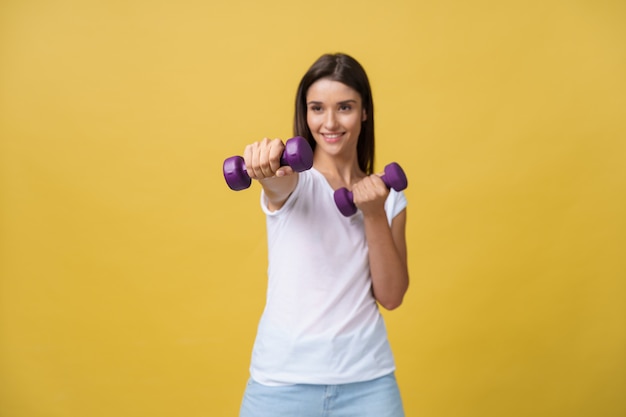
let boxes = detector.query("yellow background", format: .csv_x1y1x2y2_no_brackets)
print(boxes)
1,0,625,416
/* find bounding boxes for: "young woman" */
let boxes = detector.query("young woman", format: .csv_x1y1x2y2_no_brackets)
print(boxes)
239,53,409,417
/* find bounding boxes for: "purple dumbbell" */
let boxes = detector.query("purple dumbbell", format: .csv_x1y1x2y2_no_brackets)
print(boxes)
334,162,408,217
223,136,314,191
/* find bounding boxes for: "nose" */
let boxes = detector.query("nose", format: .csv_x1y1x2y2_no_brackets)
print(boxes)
324,110,339,130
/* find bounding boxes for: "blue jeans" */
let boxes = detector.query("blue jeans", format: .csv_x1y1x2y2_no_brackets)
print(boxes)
239,373,405,417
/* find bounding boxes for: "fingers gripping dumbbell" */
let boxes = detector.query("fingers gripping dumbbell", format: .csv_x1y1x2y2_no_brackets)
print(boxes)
333,162,408,217
223,136,314,191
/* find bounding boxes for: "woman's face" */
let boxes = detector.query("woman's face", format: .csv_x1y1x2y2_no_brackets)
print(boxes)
306,78,366,159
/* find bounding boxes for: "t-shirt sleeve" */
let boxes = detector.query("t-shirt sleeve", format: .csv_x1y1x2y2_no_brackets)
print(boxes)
384,189,408,226
260,172,306,217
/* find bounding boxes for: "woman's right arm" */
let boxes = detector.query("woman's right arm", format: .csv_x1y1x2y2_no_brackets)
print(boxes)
243,138,299,211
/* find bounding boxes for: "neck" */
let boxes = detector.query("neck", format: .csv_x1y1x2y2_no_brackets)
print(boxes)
313,152,364,190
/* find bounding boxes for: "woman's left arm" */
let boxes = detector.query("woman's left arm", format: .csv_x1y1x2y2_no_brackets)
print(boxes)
363,209,409,310
353,176,409,310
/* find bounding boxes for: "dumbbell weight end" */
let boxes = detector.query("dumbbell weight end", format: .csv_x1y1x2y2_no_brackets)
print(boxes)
334,188,356,217
223,156,252,191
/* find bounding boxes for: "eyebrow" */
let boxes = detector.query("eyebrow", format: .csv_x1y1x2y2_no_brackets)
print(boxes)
307,99,358,106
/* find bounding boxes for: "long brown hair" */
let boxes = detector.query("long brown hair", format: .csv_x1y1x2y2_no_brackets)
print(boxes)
293,53,375,175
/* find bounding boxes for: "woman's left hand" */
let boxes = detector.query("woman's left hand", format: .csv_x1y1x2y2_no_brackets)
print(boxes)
351,174,389,217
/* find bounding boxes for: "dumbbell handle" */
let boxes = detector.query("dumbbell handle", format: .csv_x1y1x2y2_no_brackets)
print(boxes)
333,162,407,217
223,136,313,191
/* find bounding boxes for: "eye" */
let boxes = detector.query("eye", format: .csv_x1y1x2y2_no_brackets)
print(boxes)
309,105,323,112
339,104,352,111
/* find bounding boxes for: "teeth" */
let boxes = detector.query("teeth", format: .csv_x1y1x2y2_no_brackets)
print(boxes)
324,134,341,138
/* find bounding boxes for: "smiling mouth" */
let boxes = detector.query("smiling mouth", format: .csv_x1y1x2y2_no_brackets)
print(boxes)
321,132,344,142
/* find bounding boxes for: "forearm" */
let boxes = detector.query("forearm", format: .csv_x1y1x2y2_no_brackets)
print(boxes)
260,174,299,211
363,210,409,310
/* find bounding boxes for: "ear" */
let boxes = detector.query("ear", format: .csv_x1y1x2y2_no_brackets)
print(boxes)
362,109,367,122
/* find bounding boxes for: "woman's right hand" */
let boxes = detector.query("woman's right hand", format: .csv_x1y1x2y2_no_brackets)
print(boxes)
243,138,299,211
243,138,295,181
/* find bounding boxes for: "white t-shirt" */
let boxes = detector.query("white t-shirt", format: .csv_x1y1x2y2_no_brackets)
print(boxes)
250,168,408,386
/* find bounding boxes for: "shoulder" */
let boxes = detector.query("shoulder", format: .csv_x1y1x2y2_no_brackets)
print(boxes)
385,189,408,225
